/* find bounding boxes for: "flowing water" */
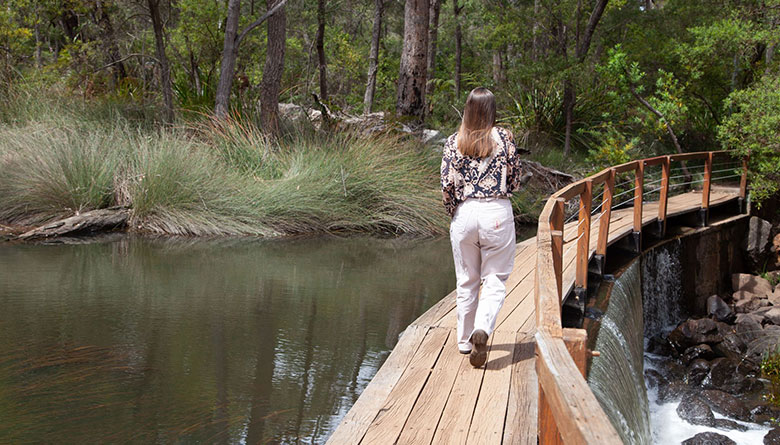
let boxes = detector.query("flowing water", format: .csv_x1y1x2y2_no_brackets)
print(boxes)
588,260,651,445
0,235,457,443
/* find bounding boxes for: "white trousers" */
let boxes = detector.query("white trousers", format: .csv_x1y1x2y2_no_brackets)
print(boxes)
449,198,516,352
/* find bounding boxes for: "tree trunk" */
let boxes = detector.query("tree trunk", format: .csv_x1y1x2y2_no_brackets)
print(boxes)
148,0,174,123
316,0,328,102
532,0,541,61
562,79,575,156
363,0,383,114
492,49,504,85
215,0,241,118
397,0,429,121
260,0,286,135
95,1,127,82
425,0,442,104
453,0,462,100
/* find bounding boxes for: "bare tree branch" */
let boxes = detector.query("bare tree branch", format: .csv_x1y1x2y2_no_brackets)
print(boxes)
235,0,289,47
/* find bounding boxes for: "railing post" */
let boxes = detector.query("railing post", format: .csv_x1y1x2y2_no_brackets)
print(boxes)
575,180,592,303
551,198,565,303
594,169,615,276
700,152,713,226
631,161,644,253
739,153,749,213
657,155,670,237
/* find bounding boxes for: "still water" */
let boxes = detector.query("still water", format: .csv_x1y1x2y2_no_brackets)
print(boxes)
0,236,456,443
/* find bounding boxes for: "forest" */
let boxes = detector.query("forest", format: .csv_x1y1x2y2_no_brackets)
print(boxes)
0,0,778,236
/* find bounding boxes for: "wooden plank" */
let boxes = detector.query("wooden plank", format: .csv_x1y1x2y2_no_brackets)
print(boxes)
740,155,749,199
612,160,639,174
326,325,428,445
643,156,666,166
361,327,451,444
669,152,708,162
535,205,562,337
596,169,615,257
467,330,517,445
431,338,493,445
587,168,612,185
553,181,586,201
535,331,622,445
550,199,564,303
502,333,538,445
633,161,644,233
702,152,713,210
575,180,593,290
657,155,671,235
562,328,588,376
396,331,464,445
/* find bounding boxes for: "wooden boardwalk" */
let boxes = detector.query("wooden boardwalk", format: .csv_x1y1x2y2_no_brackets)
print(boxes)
326,188,739,445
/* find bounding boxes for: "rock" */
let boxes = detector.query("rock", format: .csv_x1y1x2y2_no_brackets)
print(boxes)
732,273,774,296
771,287,780,306
686,358,711,385
766,427,780,445
659,380,690,402
682,432,736,445
712,332,747,362
644,368,668,390
744,216,772,266
421,129,445,144
752,403,780,425
669,318,723,350
700,389,751,421
682,344,716,365
647,334,677,357
677,396,715,426
764,307,780,325
735,297,770,313
712,418,749,431
736,312,764,327
707,295,735,322
706,358,763,395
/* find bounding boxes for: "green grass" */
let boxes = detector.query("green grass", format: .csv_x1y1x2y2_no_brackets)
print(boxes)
0,88,448,237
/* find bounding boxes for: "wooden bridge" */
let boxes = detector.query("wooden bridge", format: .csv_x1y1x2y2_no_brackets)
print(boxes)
326,151,748,444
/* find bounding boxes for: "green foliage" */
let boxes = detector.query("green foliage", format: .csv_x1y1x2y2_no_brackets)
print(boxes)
762,346,780,407
584,122,639,170
718,72,780,206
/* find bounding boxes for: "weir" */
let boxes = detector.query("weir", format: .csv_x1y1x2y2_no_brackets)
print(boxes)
327,151,749,444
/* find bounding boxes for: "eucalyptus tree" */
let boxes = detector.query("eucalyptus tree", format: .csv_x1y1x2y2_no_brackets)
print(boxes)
397,0,430,121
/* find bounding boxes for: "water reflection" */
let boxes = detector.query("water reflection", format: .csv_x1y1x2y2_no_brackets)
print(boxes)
0,236,455,443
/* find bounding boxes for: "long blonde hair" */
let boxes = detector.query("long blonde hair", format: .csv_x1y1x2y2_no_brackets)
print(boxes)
456,87,497,158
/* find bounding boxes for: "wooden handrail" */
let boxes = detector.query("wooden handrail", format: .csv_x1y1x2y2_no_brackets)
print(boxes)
534,150,747,444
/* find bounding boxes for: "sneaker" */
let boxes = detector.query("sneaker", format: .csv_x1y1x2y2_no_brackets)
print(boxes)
458,348,471,355
469,330,488,367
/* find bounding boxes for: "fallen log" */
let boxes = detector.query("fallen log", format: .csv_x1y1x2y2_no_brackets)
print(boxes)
18,208,130,241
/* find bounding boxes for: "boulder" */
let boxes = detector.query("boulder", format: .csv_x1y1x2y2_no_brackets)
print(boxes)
699,389,751,421
752,403,780,425
712,418,749,432
659,380,691,402
735,297,770,313
732,273,774,297
669,318,724,350
677,396,715,426
644,368,668,390
706,357,763,395
682,344,716,365
766,427,780,445
686,358,711,385
771,287,780,306
707,295,735,322
682,432,735,445
744,216,772,266
764,307,780,325
647,334,677,357
711,332,747,362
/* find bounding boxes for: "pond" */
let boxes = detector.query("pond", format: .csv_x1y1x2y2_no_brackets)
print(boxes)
0,235,458,443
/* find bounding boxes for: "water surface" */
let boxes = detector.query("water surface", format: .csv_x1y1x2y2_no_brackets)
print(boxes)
0,236,456,443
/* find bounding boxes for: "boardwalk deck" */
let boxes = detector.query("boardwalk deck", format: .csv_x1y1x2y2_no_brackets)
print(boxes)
326,188,738,445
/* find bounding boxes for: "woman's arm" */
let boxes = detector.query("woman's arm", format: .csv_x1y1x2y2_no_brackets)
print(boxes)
441,136,459,217
502,128,524,193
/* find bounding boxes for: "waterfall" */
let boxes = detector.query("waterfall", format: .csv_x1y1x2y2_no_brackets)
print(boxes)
642,239,686,336
588,260,652,445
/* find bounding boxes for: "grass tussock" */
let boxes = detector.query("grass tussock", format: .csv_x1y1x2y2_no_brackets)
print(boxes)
0,90,448,237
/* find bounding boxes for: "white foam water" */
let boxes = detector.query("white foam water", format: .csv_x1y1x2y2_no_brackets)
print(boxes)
645,363,771,444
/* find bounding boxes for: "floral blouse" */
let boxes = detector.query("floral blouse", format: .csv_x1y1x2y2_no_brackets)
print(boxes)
440,127,523,217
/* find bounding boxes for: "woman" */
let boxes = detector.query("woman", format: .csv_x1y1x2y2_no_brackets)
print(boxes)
441,87,523,368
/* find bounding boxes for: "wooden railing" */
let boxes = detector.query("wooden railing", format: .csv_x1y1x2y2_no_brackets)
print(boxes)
533,151,748,444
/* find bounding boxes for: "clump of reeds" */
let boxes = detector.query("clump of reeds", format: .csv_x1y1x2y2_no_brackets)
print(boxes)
0,90,448,237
